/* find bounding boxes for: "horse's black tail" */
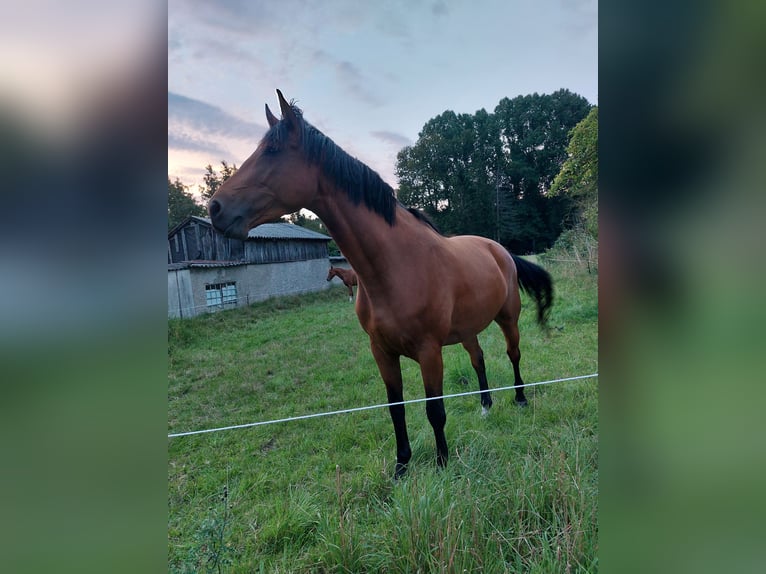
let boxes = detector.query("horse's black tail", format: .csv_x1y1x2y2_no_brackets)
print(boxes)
511,255,554,328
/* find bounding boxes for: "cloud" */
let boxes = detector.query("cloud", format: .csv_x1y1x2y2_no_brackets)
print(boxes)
168,92,268,185
556,0,598,36
335,60,384,107
173,0,328,49
168,92,265,141
167,132,228,156
431,1,449,17
373,7,410,40
174,0,279,36
315,48,393,109
371,130,412,148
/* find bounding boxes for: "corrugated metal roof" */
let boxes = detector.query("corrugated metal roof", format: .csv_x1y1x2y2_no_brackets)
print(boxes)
184,216,331,241
247,222,331,241
168,260,249,270
188,260,248,268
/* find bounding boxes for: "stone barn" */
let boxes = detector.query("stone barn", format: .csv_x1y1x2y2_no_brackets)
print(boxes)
168,216,332,318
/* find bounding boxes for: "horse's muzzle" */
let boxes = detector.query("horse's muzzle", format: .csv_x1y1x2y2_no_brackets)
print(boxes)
208,199,248,239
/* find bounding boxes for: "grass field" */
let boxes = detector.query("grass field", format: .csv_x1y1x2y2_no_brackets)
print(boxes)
168,261,598,573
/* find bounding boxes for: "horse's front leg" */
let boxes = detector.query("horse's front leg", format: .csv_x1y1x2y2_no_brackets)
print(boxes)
370,343,411,479
418,343,448,468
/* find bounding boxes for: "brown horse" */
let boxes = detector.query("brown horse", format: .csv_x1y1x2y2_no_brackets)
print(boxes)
327,266,358,301
209,90,553,478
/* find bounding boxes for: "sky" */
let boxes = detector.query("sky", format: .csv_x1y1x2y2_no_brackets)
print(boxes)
168,0,597,200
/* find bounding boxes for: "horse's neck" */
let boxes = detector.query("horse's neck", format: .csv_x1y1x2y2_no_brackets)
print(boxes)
309,180,412,292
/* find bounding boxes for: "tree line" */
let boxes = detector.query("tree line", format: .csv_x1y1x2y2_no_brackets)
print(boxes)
396,89,593,253
169,90,597,254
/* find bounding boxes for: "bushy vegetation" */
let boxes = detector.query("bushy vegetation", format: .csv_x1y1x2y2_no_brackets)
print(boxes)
539,226,598,277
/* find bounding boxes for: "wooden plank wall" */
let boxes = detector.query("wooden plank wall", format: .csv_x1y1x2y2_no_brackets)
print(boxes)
169,220,328,264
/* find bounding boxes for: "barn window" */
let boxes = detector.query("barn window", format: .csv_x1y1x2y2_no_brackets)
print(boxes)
205,282,237,308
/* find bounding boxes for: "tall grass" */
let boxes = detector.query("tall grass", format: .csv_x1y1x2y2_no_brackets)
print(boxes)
168,262,597,572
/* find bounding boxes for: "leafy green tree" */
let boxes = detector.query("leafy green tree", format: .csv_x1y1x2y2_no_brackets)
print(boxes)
168,177,204,231
396,90,591,253
199,161,238,202
397,111,466,234
550,107,598,238
397,110,498,237
494,89,592,252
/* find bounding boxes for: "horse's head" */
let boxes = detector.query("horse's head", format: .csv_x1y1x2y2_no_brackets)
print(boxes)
208,89,319,239
326,267,336,281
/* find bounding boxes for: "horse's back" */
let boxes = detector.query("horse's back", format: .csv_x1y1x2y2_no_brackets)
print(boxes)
445,235,515,285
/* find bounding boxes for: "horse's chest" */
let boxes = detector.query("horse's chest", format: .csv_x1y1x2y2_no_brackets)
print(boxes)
356,298,443,356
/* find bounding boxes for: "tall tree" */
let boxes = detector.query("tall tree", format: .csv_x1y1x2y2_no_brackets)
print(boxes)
550,107,598,238
494,89,592,252
396,90,591,252
168,177,204,231
198,160,238,202
472,108,503,241
397,110,498,237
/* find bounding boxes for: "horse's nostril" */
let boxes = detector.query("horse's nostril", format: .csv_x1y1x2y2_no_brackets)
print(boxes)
208,199,221,218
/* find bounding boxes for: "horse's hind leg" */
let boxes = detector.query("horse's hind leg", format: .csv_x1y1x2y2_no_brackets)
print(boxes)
495,308,528,407
462,336,492,415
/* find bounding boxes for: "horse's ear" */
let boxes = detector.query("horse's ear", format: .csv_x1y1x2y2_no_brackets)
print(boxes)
265,103,279,128
276,89,301,146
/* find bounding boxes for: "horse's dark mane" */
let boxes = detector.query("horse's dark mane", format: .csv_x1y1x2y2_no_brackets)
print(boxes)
265,103,399,225
267,103,438,231
406,207,441,234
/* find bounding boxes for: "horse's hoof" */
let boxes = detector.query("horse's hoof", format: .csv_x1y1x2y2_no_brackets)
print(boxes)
393,463,408,480
515,398,528,407
481,406,490,417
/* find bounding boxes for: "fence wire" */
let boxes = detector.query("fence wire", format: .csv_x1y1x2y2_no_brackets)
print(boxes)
168,373,597,438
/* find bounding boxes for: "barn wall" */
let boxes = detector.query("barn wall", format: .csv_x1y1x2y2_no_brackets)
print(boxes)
169,224,329,264
168,259,332,318
168,233,185,263
232,258,331,304
168,268,194,319
245,239,327,264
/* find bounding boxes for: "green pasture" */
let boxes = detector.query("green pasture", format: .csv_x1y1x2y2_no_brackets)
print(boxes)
168,261,598,573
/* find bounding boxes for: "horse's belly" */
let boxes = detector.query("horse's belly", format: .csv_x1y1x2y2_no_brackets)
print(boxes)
443,285,506,344
357,274,505,355
444,315,496,346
